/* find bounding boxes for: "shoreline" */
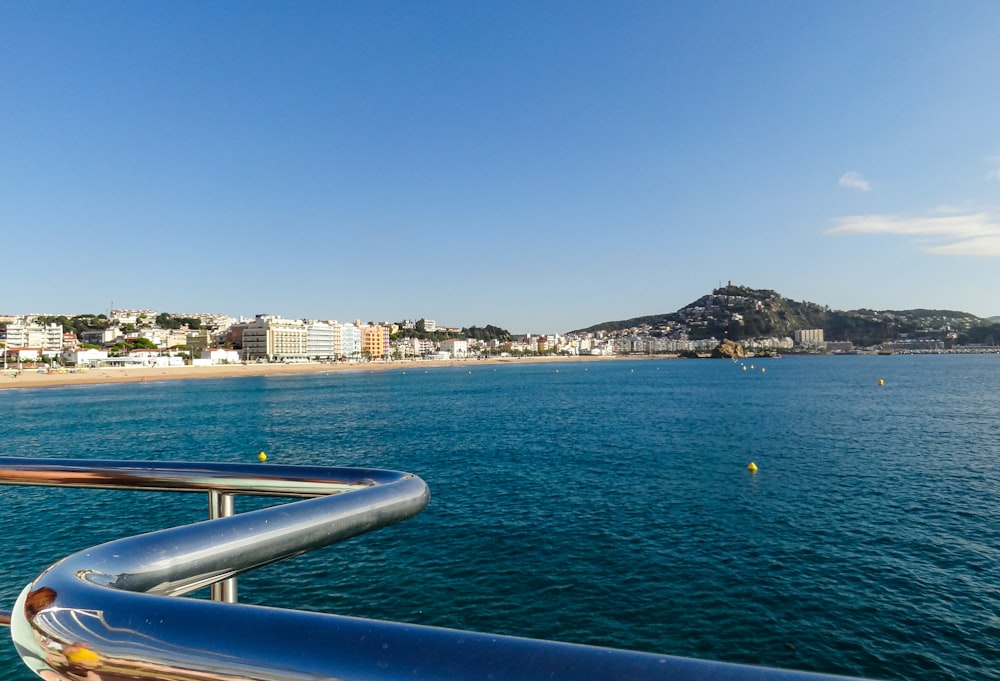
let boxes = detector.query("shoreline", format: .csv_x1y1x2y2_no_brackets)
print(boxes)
0,355,643,391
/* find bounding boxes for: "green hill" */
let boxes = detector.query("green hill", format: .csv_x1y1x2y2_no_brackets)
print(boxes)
572,284,997,347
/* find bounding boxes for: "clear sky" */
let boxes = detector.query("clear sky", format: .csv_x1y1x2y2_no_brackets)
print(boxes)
3,1,1000,333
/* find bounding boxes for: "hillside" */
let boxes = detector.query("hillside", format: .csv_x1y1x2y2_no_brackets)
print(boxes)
572,284,998,347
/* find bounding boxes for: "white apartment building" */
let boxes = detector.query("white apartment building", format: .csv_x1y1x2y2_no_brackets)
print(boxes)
306,322,336,359
5,320,64,351
403,336,435,357
794,329,825,348
327,321,343,359
339,322,362,360
242,316,308,361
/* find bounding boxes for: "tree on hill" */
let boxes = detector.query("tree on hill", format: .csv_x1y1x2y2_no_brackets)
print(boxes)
109,336,157,355
34,314,112,337
393,320,513,343
957,322,999,346
462,325,512,342
156,313,202,330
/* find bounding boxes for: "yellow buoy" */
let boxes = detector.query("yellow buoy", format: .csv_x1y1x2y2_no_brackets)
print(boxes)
747,461,758,473
258,451,267,462
878,379,884,386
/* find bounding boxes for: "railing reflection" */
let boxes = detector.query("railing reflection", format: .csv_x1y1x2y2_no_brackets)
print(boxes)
1,457,872,681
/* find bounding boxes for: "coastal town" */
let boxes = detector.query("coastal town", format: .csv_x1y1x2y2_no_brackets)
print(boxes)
2,298,997,376
1,282,997,373
1,310,631,369
0,310,608,368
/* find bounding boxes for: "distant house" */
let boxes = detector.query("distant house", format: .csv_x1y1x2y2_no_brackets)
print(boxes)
80,328,120,346
439,338,468,358
201,348,241,364
61,348,109,367
6,347,41,363
125,350,183,368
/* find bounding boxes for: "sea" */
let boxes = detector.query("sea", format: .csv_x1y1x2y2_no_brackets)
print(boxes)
1,355,998,681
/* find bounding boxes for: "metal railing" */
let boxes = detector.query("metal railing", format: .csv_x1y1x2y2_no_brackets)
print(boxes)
1,457,871,681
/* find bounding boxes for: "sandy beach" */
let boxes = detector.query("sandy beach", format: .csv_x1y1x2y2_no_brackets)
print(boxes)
0,355,639,391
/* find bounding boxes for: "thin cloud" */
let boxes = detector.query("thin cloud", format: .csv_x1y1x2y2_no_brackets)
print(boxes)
838,171,870,192
929,204,968,215
826,212,1000,256
986,156,1000,182
927,236,1000,255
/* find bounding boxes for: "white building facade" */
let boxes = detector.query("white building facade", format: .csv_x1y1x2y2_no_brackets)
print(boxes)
60,348,109,367
794,329,825,348
200,348,242,364
242,316,308,361
439,338,469,358
339,322,362,360
5,320,64,351
306,322,337,359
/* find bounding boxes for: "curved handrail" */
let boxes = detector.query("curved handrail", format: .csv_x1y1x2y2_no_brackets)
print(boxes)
0,456,407,496
2,457,872,681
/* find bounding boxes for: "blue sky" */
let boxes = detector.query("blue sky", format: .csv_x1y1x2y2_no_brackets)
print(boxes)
3,1,1000,333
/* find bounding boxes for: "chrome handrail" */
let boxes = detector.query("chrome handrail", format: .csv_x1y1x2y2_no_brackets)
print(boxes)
1,457,872,681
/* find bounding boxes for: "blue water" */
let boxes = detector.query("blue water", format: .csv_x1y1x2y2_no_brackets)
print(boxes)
2,356,999,680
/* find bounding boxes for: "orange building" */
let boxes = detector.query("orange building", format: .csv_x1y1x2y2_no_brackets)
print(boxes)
359,323,390,360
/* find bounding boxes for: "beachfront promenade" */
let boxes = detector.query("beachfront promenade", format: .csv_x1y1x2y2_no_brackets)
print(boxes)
0,356,627,390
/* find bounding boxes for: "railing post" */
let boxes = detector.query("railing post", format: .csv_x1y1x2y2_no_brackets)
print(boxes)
208,489,238,603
